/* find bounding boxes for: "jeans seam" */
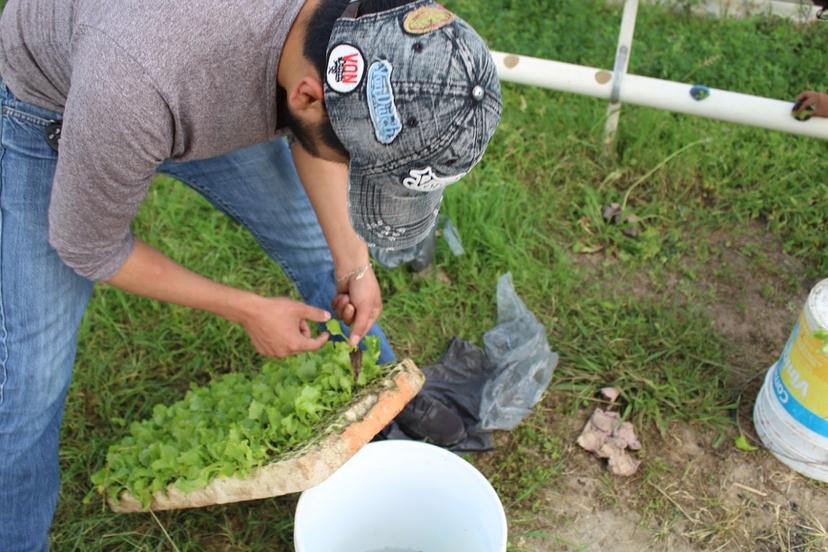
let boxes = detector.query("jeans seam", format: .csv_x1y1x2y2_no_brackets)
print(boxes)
0,112,8,406
1,106,56,127
158,170,301,284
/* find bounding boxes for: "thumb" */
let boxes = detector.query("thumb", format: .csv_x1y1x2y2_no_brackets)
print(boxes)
299,304,332,324
295,331,330,353
348,305,377,347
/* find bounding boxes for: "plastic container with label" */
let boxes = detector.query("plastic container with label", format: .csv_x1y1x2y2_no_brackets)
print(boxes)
754,279,828,482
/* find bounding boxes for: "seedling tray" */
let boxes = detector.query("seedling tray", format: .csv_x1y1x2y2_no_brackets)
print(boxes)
110,359,424,512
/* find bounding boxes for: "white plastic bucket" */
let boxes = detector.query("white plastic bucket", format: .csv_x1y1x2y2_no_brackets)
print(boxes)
294,440,507,552
753,278,828,482
754,366,828,481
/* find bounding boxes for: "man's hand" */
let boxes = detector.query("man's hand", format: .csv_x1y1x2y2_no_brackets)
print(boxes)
795,91,828,118
332,264,383,347
238,296,331,358
106,239,331,359
289,142,384,347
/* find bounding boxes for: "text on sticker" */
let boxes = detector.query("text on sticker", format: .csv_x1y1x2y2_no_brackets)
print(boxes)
367,61,403,144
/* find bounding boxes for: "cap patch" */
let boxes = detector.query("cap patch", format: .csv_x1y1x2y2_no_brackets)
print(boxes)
367,61,403,144
326,44,365,94
403,5,455,35
402,167,467,193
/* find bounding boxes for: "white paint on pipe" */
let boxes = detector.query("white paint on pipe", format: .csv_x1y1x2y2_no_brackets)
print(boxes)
605,0,640,147
493,51,828,140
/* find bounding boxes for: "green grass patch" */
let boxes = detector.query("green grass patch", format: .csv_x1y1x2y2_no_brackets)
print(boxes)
555,293,735,432
485,414,566,512
47,1,828,548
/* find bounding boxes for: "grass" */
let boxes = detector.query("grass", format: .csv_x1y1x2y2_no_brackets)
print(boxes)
38,1,828,550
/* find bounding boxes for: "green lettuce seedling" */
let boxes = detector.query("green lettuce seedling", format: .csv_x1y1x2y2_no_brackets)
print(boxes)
91,334,384,508
325,319,381,385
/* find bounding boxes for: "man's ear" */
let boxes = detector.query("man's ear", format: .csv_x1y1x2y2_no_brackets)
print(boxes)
288,75,326,120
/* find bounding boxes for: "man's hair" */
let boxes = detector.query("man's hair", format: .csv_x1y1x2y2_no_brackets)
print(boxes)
815,0,828,7
293,0,416,158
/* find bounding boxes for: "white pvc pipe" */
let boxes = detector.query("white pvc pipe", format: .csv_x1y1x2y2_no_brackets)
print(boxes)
605,0,640,147
493,51,828,140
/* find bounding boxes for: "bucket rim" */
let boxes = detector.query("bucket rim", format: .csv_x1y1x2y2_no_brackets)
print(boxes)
807,278,828,329
293,440,509,552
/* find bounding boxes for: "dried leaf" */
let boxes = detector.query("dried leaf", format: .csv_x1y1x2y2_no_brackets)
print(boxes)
602,203,623,224
734,434,758,452
622,224,641,238
573,242,605,255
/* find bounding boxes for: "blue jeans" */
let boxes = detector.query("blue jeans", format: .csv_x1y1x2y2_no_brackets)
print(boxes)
0,82,395,551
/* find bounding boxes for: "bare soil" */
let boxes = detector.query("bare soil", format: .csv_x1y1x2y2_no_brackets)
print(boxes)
496,222,828,551
511,424,828,551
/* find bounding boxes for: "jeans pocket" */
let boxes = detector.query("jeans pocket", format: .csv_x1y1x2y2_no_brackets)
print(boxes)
1,108,59,161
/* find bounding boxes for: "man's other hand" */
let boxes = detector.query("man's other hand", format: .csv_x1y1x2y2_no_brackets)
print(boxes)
239,296,331,357
332,265,383,347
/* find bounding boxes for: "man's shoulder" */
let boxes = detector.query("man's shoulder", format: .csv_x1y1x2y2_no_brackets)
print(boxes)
75,0,302,84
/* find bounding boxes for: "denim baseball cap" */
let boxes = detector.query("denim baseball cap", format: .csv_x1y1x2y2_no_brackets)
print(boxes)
323,0,502,249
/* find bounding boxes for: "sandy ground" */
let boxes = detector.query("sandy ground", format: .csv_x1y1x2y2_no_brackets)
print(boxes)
510,422,827,551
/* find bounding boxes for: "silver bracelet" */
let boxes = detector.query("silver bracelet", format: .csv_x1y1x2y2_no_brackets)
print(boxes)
335,263,371,284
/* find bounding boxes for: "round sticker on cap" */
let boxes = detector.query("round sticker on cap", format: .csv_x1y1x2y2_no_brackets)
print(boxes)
403,5,455,35
326,44,365,94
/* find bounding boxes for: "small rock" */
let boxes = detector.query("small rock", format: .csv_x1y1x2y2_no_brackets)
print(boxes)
576,429,605,453
608,451,641,476
597,442,617,459
607,436,630,451
617,422,641,450
590,408,620,433
576,405,642,477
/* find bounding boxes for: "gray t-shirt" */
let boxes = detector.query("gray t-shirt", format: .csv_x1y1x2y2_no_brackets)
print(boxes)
0,0,304,280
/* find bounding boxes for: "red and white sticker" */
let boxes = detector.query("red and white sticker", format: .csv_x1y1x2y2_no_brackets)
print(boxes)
326,44,365,94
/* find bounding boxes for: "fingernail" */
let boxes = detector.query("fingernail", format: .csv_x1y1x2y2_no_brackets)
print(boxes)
350,335,361,346
324,312,332,321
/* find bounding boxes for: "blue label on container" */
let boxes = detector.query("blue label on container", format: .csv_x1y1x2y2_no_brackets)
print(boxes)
780,321,798,363
772,361,828,438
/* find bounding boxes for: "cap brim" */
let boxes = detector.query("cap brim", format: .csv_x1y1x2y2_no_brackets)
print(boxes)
348,169,444,250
